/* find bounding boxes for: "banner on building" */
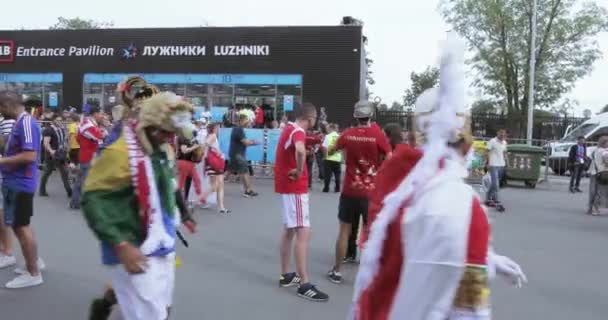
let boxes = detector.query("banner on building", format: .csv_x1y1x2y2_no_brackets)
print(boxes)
266,129,281,163
244,128,264,162
211,106,228,123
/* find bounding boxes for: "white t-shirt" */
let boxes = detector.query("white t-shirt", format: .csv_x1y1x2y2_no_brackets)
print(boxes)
0,117,16,135
488,137,507,167
196,128,208,145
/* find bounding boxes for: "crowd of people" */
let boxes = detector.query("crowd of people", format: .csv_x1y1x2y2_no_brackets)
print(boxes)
0,47,539,320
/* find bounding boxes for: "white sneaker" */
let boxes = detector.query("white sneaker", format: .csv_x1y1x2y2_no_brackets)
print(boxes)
14,258,46,275
0,254,17,269
5,273,43,289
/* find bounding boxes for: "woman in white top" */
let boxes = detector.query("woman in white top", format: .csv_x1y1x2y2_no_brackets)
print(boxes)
589,136,608,215
201,123,230,214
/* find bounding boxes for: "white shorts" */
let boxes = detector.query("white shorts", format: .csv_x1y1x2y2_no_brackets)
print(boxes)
281,194,310,228
110,253,176,320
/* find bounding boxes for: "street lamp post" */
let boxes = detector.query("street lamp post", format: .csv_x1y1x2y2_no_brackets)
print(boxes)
527,0,538,145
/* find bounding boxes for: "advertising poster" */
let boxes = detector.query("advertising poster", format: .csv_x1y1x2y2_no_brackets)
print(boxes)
211,106,228,123
218,128,232,158
244,128,264,162
283,95,294,112
48,92,58,108
266,129,282,163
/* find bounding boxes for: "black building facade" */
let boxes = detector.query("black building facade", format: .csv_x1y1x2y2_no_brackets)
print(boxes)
0,26,364,123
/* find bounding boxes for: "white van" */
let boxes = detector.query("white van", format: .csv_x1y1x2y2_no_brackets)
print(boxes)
546,113,608,174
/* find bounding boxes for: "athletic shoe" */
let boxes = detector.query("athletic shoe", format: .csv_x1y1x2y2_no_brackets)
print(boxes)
14,258,46,275
242,193,252,199
327,269,343,284
297,283,329,302
219,209,231,215
247,191,259,197
5,273,43,289
342,256,357,264
0,254,17,269
279,272,301,287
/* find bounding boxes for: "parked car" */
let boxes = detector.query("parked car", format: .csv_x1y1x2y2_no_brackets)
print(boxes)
545,113,607,175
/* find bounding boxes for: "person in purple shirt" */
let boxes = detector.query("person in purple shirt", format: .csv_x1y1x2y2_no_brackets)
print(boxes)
0,91,44,289
569,136,589,193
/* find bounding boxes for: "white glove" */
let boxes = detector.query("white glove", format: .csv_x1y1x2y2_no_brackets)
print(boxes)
489,253,528,288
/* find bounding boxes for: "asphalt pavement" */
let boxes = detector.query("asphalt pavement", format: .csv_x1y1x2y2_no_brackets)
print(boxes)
1,175,607,319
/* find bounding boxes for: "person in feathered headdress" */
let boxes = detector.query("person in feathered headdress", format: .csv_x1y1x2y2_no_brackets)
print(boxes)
350,36,527,320
82,83,197,320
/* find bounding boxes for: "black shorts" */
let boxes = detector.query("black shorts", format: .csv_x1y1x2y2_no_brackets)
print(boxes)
338,195,368,225
2,187,34,227
229,154,249,174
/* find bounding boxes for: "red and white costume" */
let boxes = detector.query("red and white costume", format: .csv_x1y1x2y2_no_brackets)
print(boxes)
351,37,526,320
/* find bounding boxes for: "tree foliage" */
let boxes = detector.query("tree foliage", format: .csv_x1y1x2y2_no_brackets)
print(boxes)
50,17,114,30
403,66,440,107
471,99,498,114
440,0,608,135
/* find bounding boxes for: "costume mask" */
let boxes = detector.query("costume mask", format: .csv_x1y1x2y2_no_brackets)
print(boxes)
136,92,194,154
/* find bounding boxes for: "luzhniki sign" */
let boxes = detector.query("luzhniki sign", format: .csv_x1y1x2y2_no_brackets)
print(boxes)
0,42,271,62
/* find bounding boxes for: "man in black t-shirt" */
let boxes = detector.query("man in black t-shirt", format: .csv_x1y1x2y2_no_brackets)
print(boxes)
229,114,259,198
39,115,72,197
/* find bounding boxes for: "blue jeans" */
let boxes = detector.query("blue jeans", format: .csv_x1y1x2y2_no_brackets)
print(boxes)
71,162,91,207
487,166,504,202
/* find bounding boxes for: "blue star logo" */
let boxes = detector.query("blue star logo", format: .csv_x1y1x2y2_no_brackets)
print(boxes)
122,44,138,59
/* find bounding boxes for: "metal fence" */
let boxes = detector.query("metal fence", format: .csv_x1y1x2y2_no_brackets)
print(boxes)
375,110,587,141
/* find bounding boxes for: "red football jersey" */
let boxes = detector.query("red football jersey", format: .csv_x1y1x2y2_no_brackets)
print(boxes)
274,123,308,194
335,125,391,198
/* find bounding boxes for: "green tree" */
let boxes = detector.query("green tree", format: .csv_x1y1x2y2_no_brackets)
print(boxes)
391,101,404,110
440,0,608,136
403,66,440,107
50,17,114,30
471,99,498,114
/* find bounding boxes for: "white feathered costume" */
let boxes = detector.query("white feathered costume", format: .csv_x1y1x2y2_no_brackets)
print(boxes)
350,36,526,320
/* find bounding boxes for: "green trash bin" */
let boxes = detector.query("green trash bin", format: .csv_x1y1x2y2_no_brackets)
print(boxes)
505,144,545,188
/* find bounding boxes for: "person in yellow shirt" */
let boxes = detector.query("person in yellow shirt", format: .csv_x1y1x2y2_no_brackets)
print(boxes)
322,123,342,193
67,113,80,166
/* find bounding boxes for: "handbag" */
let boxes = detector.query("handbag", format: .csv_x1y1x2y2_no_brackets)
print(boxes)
206,148,225,173
597,172,608,185
593,150,608,185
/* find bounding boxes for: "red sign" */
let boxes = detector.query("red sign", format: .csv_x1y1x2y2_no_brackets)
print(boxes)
0,40,15,63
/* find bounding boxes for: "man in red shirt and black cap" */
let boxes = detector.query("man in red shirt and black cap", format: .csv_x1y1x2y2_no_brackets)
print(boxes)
326,100,391,284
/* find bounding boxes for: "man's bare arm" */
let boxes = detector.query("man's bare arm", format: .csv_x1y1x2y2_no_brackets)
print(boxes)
294,141,306,176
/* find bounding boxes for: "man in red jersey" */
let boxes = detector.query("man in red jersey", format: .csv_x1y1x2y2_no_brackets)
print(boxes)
326,100,391,284
70,106,106,209
274,103,329,302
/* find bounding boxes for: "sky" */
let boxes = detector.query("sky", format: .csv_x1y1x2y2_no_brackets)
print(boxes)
2,0,608,116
